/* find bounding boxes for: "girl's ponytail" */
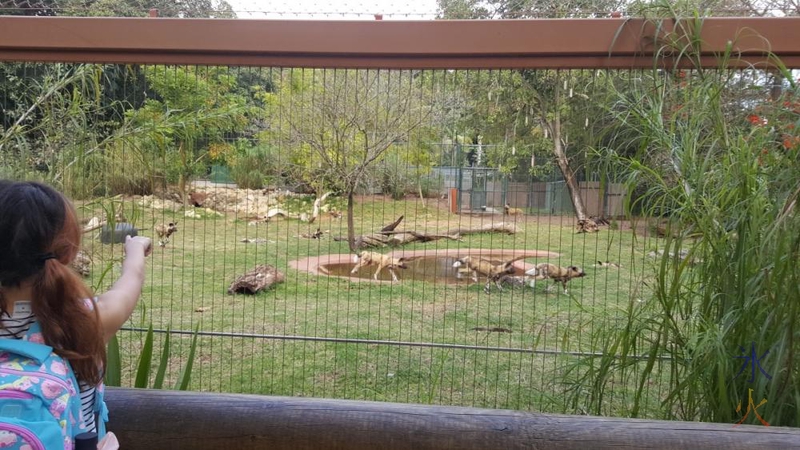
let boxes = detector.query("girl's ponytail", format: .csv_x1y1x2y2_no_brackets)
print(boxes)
33,257,105,385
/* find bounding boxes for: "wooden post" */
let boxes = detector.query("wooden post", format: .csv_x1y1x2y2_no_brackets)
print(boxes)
449,187,458,214
148,8,158,17
104,388,800,450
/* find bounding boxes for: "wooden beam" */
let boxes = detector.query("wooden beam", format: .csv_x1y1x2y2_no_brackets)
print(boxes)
0,17,799,68
104,388,800,449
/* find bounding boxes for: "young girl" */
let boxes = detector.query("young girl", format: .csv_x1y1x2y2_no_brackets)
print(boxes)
0,180,151,438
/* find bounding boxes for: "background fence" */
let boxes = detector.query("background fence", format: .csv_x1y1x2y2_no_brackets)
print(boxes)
1,6,800,426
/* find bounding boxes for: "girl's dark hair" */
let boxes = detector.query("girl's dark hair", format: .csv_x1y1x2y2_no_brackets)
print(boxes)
0,180,105,385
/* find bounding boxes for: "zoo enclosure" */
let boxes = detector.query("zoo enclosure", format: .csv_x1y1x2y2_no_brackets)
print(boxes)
1,14,800,422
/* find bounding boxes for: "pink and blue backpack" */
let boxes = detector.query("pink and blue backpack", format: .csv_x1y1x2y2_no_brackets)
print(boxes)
0,322,107,450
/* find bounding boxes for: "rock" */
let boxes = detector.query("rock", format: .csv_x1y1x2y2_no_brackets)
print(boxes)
189,191,208,207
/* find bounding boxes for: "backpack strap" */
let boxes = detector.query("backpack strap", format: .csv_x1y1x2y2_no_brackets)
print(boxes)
0,337,54,363
94,383,109,438
21,319,45,341
21,320,87,438
83,297,109,440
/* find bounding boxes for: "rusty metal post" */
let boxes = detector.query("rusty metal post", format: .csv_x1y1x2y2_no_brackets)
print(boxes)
1,17,800,68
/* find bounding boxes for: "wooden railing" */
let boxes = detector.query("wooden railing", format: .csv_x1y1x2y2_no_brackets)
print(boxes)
106,388,800,449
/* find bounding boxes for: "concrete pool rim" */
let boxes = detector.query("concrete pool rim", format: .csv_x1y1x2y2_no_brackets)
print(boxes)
289,248,561,283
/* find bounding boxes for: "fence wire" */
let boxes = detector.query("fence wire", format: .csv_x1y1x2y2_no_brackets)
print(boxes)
0,60,790,419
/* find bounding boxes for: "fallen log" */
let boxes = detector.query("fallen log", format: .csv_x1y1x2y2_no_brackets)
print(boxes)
380,215,405,232
342,217,516,249
445,222,519,236
82,217,106,233
227,264,285,294
350,231,461,249
382,230,462,244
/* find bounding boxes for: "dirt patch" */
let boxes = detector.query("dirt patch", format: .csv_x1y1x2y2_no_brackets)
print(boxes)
410,299,462,320
134,195,183,211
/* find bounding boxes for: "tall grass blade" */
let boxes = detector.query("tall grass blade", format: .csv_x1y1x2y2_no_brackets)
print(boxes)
105,334,121,387
153,327,172,390
174,324,200,391
134,324,155,388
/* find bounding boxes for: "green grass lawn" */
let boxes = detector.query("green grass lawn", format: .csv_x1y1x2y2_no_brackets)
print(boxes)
79,193,667,417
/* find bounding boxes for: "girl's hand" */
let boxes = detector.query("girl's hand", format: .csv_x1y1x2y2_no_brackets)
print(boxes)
125,235,152,257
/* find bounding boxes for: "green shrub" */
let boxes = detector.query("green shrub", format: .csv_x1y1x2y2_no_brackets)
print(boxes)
233,169,267,190
103,140,164,196
57,145,107,199
418,174,444,198
229,140,281,190
377,154,413,200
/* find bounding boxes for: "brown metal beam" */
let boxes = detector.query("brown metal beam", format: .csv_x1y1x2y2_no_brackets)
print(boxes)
0,16,799,68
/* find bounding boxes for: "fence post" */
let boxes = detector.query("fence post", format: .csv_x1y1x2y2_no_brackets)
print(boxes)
149,8,158,17
456,167,462,214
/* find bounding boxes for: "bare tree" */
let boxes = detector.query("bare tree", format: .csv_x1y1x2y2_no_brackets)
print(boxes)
538,71,590,221
279,69,432,251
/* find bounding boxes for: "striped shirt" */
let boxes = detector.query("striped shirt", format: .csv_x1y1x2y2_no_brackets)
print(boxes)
0,306,97,433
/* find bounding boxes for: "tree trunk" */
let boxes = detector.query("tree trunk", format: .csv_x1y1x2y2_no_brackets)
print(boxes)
178,141,188,209
418,179,426,209
179,174,188,209
308,191,332,225
347,191,357,252
550,75,589,222
552,131,588,221
769,71,784,102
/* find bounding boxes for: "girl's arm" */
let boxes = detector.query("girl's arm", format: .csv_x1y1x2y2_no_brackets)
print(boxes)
96,235,152,343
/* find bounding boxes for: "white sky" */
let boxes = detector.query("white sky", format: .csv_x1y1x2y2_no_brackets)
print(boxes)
227,0,440,19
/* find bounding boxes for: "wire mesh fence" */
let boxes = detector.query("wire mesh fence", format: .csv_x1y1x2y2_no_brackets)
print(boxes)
1,12,799,425
0,61,666,416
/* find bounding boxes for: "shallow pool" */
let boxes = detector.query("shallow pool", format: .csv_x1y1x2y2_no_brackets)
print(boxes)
320,255,531,284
